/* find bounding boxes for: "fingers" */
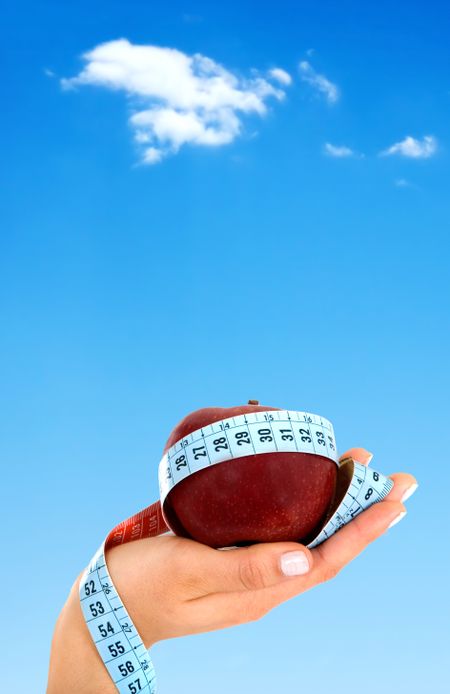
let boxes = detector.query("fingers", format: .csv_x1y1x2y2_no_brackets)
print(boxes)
310,498,405,582
339,452,419,503
252,495,407,613
339,447,373,465
235,497,406,619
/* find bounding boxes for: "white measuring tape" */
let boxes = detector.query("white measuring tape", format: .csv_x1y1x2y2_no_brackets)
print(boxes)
79,410,393,692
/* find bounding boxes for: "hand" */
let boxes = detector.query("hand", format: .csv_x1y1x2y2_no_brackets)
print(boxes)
104,448,417,648
47,447,417,692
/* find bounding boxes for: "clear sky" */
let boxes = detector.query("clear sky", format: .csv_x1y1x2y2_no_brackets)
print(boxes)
1,1,450,691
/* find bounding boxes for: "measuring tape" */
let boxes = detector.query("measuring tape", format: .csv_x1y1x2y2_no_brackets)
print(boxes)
157,409,338,504
79,544,157,694
79,410,393,693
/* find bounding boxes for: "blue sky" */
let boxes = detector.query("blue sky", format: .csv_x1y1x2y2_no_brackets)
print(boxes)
1,1,450,691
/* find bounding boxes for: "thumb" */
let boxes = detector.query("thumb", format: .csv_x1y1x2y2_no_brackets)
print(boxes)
208,542,313,593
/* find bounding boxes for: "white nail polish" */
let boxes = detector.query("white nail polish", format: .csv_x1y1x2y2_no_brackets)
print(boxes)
388,511,407,529
280,551,310,576
401,483,418,503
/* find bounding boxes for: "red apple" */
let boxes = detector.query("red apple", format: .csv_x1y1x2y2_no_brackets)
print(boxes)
161,401,337,548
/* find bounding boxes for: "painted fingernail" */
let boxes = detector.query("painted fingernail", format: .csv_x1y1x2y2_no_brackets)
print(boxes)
401,483,418,503
280,551,310,576
388,511,407,529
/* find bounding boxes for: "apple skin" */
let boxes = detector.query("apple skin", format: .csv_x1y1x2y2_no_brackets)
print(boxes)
161,404,337,548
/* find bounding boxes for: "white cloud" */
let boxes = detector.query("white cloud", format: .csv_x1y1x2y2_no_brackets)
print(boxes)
61,39,289,164
143,147,164,165
323,142,356,158
299,60,339,103
381,135,437,158
268,68,292,85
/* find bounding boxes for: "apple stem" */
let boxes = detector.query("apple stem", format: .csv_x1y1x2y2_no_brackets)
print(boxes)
248,399,259,405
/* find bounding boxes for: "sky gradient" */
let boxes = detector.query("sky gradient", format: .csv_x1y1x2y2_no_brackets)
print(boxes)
1,1,449,691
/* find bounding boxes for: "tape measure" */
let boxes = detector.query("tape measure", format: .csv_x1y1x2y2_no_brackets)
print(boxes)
79,410,393,693
80,545,157,694
158,409,339,505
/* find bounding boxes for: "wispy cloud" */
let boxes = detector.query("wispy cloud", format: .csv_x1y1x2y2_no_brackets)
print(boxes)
323,142,360,158
61,39,289,164
268,68,292,85
380,135,437,159
299,60,339,103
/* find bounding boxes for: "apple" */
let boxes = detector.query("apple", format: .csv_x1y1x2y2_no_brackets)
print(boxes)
160,401,337,548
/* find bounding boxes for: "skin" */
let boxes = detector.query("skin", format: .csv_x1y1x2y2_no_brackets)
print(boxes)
47,448,417,693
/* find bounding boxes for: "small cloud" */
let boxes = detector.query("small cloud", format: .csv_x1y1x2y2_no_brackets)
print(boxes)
380,135,437,158
299,60,339,104
142,147,164,165
134,131,151,144
44,68,55,78
268,67,292,85
306,48,315,57
323,142,359,158
61,39,288,164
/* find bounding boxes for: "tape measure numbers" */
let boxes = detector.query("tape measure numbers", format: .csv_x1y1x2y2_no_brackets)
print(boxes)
79,410,393,693
158,410,339,506
80,546,156,694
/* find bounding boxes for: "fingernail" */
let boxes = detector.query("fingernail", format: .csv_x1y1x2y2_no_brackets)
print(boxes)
388,511,407,529
401,483,418,503
351,450,373,465
280,551,310,577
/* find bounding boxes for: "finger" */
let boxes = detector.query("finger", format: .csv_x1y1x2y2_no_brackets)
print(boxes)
189,541,314,596
339,447,373,465
182,541,314,630
387,473,419,503
309,498,405,584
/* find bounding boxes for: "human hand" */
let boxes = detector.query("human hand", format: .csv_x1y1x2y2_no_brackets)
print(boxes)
105,448,418,649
